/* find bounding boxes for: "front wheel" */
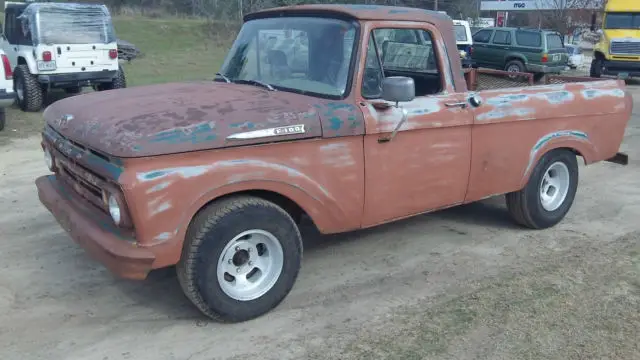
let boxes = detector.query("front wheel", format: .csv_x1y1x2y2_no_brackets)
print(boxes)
177,196,303,322
590,57,603,78
506,149,579,229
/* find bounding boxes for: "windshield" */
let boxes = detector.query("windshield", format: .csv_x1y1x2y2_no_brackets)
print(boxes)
36,9,115,44
218,16,357,98
454,25,468,42
604,12,640,30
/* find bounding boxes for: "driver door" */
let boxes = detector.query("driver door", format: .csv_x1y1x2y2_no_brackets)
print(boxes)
358,23,473,227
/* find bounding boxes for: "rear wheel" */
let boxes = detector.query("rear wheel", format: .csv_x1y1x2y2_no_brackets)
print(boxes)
506,149,579,229
95,65,126,91
505,59,526,81
14,64,43,112
177,195,303,322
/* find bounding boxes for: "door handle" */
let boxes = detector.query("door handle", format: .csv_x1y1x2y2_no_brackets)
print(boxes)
445,101,467,109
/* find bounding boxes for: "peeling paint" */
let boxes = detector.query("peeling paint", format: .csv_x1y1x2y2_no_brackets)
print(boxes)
477,107,536,121
524,130,590,176
320,143,355,168
148,121,217,145
581,88,625,100
146,181,172,194
150,201,172,216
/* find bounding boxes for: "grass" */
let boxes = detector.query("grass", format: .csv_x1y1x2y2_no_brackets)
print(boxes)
0,15,233,144
338,233,640,360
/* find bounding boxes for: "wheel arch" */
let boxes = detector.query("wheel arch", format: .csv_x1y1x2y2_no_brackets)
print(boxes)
518,138,596,190
504,55,526,68
16,55,37,74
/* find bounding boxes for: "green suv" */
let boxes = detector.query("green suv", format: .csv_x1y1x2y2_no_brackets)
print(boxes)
471,27,568,81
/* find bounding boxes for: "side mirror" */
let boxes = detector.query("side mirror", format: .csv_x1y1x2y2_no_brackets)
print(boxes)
378,76,415,143
381,76,415,106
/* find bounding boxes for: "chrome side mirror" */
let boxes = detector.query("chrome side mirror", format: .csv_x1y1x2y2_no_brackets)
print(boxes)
379,76,415,143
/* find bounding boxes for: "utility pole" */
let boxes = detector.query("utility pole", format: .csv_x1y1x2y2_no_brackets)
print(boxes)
434,0,438,11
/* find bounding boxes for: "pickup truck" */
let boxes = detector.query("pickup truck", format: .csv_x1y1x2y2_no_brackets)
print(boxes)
35,5,632,323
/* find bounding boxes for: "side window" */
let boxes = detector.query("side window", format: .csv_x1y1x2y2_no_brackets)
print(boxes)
515,30,542,47
492,30,511,45
472,29,492,43
361,27,442,99
546,33,564,49
4,11,16,44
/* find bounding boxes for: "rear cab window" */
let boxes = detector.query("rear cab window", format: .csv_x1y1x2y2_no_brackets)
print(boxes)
454,25,468,42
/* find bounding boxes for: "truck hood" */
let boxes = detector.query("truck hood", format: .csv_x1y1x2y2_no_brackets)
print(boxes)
43,81,324,158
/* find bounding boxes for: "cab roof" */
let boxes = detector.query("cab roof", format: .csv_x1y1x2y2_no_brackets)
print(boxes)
244,4,452,26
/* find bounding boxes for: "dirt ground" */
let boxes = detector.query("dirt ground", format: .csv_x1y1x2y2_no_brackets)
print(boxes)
1,87,639,360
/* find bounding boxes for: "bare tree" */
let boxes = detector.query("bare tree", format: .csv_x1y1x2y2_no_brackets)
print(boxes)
537,0,604,40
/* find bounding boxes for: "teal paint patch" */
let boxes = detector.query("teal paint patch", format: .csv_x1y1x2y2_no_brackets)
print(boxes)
524,130,590,177
148,122,217,145
330,117,343,130
44,126,124,181
229,121,256,129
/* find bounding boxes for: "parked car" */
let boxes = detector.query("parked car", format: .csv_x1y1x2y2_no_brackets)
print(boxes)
471,26,568,81
453,19,475,68
1,1,126,112
0,49,16,131
565,44,584,69
36,5,631,323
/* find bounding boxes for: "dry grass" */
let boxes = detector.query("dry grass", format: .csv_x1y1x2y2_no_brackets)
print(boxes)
338,233,640,360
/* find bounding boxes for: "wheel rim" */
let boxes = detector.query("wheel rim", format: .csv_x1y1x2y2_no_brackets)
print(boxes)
16,80,24,101
216,229,284,301
507,64,520,73
539,161,571,212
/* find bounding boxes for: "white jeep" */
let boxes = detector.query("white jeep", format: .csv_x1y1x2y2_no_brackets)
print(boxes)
1,1,126,112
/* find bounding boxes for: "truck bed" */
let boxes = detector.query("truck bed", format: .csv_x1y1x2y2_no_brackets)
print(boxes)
463,67,604,91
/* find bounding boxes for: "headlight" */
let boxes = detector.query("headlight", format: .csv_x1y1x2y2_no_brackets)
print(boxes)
108,194,121,225
44,147,54,171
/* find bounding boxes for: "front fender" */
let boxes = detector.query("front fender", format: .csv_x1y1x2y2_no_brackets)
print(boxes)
122,153,364,268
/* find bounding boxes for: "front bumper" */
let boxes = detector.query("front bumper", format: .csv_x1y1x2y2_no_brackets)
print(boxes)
0,89,16,107
526,64,566,73
36,175,155,280
602,59,640,77
38,70,119,88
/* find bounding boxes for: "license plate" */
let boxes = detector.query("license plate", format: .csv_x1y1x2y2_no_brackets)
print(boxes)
551,54,561,62
37,60,56,71
618,72,629,79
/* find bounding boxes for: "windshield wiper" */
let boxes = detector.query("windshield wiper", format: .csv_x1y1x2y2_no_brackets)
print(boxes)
215,72,231,83
234,79,276,91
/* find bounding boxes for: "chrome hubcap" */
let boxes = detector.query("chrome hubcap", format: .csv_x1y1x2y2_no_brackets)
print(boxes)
539,161,570,212
217,229,284,301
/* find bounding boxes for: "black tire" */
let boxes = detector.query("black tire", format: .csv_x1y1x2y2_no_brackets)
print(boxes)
0,108,5,131
177,195,303,322
96,65,126,91
13,64,43,112
505,59,525,73
64,87,82,94
506,149,579,229
590,57,602,78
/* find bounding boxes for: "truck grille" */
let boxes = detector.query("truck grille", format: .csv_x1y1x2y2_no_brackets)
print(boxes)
610,41,640,55
45,127,111,214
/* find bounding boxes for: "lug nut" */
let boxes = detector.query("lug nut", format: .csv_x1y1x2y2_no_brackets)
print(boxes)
235,246,240,251
228,259,232,264
236,268,241,273
248,261,253,266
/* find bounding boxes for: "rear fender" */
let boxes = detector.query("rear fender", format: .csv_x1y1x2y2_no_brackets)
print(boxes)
518,130,598,188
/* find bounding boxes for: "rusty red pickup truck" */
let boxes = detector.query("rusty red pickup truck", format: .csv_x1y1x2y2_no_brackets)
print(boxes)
35,4,631,322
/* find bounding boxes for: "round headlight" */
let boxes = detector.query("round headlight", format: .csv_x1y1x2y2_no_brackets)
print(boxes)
44,147,53,171
108,194,121,225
